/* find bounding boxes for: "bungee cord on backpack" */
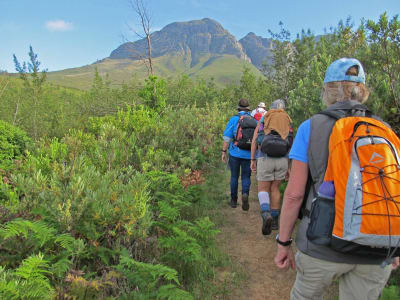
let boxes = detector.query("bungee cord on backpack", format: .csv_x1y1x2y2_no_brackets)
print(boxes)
356,161,400,266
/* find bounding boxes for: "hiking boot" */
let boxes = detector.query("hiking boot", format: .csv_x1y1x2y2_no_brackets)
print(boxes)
272,216,279,230
241,194,249,211
261,211,273,235
229,198,237,208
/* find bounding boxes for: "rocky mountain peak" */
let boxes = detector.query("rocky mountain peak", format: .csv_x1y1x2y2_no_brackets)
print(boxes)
239,32,273,68
109,18,249,66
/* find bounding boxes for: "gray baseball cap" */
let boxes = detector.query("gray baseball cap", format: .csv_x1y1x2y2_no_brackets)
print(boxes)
324,58,365,84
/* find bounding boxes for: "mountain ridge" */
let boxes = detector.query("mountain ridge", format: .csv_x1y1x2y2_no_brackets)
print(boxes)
47,18,271,89
110,18,253,66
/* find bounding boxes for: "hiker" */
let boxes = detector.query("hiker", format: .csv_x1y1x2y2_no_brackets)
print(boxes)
222,98,257,210
251,102,267,121
274,58,400,300
250,99,292,235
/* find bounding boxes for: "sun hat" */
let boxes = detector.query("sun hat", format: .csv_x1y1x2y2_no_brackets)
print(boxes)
324,58,365,84
270,99,285,109
258,102,266,108
237,98,250,111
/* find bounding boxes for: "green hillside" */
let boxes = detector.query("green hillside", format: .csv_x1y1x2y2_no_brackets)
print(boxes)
46,53,262,89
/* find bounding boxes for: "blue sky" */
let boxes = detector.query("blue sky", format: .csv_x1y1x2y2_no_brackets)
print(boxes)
1,0,399,72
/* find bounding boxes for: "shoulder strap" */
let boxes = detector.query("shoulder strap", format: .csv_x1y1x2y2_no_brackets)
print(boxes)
300,170,316,219
317,103,372,120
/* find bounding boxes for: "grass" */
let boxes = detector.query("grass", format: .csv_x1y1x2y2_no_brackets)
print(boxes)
46,54,262,90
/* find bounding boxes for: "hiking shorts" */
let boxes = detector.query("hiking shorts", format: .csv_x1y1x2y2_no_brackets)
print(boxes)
291,251,392,300
256,156,288,181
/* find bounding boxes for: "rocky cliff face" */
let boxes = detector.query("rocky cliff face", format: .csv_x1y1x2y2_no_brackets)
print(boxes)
239,32,273,68
110,18,250,66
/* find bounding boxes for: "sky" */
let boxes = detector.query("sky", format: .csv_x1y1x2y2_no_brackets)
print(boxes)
1,0,399,72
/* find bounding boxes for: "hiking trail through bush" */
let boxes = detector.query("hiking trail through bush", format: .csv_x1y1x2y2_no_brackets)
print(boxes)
217,175,295,299
217,175,339,300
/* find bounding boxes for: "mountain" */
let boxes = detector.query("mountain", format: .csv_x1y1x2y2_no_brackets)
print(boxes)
110,18,250,66
239,32,273,68
47,18,264,89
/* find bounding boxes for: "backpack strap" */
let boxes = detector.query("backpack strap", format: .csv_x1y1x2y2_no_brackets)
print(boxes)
300,169,316,219
318,103,372,120
234,115,244,144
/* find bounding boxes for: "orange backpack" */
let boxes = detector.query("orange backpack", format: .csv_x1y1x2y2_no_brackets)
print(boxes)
307,111,400,261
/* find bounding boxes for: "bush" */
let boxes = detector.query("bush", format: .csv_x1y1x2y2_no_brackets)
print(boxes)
0,120,30,171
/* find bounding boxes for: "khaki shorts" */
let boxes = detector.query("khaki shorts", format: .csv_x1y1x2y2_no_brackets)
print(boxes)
256,156,288,181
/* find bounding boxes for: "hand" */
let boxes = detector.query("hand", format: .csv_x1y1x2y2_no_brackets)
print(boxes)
393,257,399,270
251,160,257,172
221,152,227,163
274,244,295,270
285,169,290,181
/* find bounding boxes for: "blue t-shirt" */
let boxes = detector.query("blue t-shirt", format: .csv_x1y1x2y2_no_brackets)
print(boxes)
223,111,251,159
288,119,311,163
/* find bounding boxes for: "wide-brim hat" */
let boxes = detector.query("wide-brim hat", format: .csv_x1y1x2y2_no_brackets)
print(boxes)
237,98,250,111
258,102,266,108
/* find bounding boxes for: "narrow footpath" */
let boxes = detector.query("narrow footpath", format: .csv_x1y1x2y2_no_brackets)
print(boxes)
217,175,296,300
216,175,338,300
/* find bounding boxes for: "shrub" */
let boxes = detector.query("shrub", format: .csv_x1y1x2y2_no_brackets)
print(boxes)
0,120,30,171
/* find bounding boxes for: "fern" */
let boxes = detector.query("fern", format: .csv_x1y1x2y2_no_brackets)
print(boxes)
116,251,193,298
156,284,194,300
0,218,83,288
0,254,54,300
0,219,56,248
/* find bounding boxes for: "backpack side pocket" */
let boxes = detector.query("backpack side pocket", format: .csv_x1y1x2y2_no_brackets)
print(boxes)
306,196,335,246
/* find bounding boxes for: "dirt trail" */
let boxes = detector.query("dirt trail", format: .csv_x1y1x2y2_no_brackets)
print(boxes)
217,175,296,300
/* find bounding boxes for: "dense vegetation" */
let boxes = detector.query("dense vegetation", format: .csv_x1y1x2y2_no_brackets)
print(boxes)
0,12,399,299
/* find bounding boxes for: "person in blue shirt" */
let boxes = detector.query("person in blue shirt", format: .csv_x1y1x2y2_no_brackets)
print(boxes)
221,98,253,210
274,58,399,300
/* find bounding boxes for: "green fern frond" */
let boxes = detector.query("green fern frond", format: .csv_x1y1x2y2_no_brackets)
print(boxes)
49,256,71,278
54,233,75,251
0,219,56,247
156,284,194,300
15,253,51,280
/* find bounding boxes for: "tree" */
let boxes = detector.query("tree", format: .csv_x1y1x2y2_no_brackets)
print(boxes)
364,13,400,134
129,0,153,76
13,46,47,140
139,75,166,112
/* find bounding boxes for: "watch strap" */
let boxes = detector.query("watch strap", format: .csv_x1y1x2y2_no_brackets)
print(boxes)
276,234,292,246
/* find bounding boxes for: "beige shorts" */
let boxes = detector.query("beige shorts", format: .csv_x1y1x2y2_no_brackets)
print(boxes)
256,156,288,181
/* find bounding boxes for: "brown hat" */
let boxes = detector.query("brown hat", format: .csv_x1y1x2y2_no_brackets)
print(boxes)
237,98,250,111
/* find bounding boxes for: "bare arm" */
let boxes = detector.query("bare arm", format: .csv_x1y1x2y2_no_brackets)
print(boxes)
250,122,260,171
275,159,309,270
279,160,309,241
221,141,230,163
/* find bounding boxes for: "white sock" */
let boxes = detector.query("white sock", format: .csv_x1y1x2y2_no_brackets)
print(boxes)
258,191,270,212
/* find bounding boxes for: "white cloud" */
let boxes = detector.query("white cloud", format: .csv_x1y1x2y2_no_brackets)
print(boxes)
45,20,73,32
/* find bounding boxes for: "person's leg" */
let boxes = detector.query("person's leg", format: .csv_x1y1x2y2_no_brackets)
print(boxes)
228,155,240,208
271,157,289,229
256,156,274,235
240,158,251,211
258,180,272,211
291,251,352,300
270,180,282,230
338,263,392,300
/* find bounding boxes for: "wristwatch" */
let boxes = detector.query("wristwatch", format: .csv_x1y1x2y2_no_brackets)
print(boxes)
276,234,293,246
